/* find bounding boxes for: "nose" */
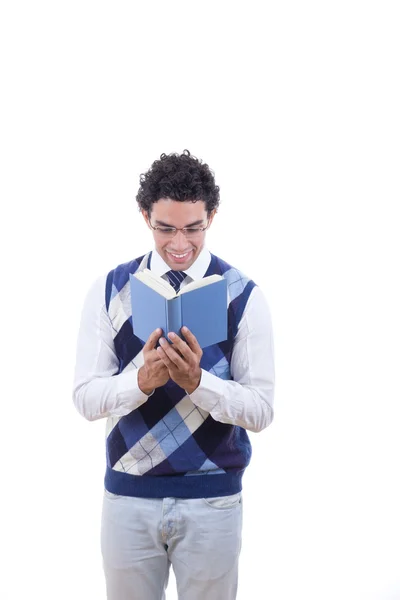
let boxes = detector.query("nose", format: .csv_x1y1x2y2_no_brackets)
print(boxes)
172,229,190,249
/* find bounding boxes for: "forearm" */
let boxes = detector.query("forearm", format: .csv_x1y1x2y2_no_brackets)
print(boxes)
189,369,274,433
189,286,275,433
73,367,150,422
73,275,151,422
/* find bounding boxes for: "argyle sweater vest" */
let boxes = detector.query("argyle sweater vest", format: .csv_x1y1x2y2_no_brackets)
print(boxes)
104,251,256,498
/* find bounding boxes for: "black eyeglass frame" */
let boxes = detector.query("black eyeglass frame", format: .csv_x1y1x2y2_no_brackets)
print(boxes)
148,220,210,236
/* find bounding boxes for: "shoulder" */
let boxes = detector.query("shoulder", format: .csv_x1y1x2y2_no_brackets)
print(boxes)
211,253,255,281
107,253,149,279
105,252,150,310
81,273,108,311
211,253,257,302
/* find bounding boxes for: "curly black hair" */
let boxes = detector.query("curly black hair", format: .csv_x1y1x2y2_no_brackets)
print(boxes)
136,150,220,216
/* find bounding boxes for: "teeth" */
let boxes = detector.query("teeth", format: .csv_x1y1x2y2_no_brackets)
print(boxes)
170,251,190,258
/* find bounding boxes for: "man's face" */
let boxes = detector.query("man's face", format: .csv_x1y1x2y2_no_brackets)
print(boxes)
142,198,215,270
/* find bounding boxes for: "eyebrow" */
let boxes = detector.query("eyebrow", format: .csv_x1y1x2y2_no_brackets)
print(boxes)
154,219,204,227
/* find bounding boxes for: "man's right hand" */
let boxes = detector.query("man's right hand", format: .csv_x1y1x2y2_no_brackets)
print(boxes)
138,328,170,395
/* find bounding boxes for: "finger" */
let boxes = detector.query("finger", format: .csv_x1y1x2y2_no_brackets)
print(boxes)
154,362,169,375
152,349,169,366
158,352,171,375
167,332,193,361
180,327,202,356
156,346,173,368
143,328,162,352
147,349,164,363
158,339,186,369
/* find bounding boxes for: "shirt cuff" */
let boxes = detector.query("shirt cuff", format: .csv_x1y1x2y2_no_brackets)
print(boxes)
114,368,153,414
187,369,224,413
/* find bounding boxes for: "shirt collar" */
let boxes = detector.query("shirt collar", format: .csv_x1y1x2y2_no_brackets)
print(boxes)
150,247,211,281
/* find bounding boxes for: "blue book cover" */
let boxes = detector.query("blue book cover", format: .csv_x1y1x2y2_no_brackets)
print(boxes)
130,273,227,349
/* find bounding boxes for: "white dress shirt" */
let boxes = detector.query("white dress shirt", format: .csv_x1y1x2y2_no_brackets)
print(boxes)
73,247,275,433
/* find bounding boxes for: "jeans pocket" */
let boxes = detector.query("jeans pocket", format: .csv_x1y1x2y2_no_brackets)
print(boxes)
104,489,122,500
202,492,242,509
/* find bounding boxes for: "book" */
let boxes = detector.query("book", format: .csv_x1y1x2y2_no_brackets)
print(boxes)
129,268,228,348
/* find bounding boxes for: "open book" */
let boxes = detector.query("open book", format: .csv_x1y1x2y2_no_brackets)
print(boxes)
129,268,228,348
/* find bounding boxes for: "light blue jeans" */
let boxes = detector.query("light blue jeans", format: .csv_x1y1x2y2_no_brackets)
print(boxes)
101,489,243,600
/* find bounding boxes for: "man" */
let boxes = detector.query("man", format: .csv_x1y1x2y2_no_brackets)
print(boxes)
73,150,275,600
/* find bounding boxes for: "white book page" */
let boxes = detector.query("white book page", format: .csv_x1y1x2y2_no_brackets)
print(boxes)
179,274,223,295
134,269,176,300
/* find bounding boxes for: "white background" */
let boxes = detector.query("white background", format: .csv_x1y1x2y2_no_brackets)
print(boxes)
1,1,399,599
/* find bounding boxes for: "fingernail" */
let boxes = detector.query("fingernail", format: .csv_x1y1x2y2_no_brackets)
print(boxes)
160,337,166,345
182,326,188,332
169,332,176,339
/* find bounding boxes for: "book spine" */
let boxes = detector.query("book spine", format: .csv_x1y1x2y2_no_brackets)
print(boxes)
166,296,183,338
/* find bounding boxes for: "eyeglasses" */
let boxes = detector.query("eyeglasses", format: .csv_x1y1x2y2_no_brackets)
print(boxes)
149,221,209,238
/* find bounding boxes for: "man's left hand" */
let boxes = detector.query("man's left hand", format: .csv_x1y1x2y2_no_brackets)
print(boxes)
157,327,203,394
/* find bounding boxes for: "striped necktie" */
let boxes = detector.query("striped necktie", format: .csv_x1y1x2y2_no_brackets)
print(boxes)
165,270,187,293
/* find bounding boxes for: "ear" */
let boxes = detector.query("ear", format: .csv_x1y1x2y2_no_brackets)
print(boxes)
141,209,151,229
207,209,217,227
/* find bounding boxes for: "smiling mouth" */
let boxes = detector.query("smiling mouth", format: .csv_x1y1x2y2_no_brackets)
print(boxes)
167,250,193,259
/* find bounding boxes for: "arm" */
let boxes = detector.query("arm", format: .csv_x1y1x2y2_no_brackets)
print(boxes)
72,275,152,421
189,286,275,433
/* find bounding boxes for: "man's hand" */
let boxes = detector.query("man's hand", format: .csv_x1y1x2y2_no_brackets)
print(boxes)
156,326,203,394
138,328,170,395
